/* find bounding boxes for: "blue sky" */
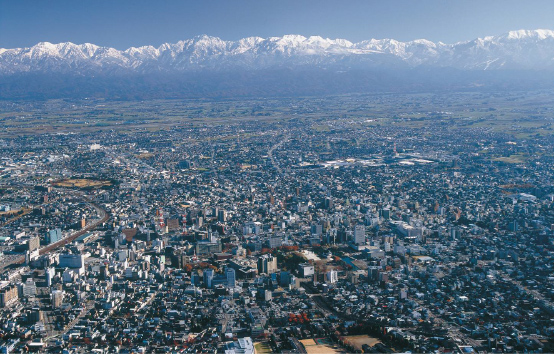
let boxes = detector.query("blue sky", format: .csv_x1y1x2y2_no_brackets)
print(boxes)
1,0,553,49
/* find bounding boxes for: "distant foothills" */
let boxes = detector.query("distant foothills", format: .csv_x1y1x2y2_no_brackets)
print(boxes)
1,29,554,99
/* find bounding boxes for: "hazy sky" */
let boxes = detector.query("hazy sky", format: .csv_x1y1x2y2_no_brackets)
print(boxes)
1,0,553,49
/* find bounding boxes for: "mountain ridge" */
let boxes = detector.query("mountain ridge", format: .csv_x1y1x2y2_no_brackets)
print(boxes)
2,29,554,75
2,30,554,99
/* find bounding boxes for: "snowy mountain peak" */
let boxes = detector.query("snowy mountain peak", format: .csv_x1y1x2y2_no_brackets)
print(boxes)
505,29,554,40
32,42,59,54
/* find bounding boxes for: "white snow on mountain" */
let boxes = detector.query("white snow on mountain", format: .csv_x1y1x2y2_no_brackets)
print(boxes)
1,29,554,75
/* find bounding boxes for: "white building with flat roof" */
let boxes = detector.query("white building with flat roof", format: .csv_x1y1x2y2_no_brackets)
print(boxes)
298,263,314,278
224,337,254,354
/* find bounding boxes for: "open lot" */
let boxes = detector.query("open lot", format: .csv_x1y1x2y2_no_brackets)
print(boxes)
300,338,347,354
52,179,112,189
343,335,381,351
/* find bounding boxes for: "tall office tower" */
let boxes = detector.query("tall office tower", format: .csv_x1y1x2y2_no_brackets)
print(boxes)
226,268,236,288
203,268,214,289
354,225,365,245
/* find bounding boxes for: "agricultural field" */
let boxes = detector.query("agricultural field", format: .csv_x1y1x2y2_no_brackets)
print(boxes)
1,90,554,139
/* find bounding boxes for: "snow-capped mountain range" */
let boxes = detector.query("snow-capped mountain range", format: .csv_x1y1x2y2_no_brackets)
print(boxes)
2,29,554,75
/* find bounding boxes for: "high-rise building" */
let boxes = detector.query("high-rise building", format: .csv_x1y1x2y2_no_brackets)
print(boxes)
449,226,461,240
46,228,62,245
311,224,323,236
298,263,315,278
242,222,262,235
22,279,37,297
268,235,283,249
28,236,40,252
226,268,236,288
0,284,18,307
166,218,180,231
324,197,334,209
191,271,201,286
45,267,55,287
368,266,380,282
157,255,165,272
203,268,214,289
280,271,291,287
257,255,278,274
354,225,365,245
195,239,222,255
218,210,227,223
51,290,64,308
29,308,43,324
327,270,338,284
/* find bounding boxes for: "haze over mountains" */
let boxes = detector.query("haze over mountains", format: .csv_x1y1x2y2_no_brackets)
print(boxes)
1,29,554,99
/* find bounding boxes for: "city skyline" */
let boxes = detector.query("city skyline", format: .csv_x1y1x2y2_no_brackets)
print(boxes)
1,1,554,353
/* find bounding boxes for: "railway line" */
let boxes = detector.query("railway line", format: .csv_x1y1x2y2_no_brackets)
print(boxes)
0,196,109,269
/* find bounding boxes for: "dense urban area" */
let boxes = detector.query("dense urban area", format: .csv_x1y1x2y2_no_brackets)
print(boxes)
0,91,554,353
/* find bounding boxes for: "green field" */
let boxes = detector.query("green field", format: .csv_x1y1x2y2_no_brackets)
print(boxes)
1,91,554,140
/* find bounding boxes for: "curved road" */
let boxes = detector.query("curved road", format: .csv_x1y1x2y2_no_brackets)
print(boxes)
268,134,290,175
